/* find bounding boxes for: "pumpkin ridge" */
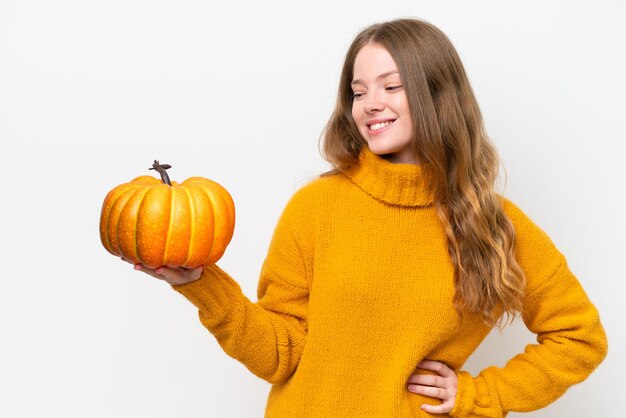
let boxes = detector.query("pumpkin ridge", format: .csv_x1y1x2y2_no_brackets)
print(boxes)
116,186,149,262
135,184,168,268
133,186,152,264
162,185,175,267
183,183,215,267
198,184,218,263
111,185,142,256
102,183,138,254
102,193,117,252
182,186,195,267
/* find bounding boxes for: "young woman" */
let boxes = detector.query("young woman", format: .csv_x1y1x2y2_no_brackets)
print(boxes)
131,18,607,417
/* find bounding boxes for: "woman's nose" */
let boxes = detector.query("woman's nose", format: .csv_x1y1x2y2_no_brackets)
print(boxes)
364,92,385,114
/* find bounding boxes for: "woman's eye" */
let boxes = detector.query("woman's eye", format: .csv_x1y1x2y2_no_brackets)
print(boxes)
352,92,365,100
386,85,402,91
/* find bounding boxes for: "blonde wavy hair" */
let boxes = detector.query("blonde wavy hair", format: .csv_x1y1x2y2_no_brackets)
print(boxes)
321,18,526,328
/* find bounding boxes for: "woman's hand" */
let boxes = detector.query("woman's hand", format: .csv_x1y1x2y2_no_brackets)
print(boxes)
123,258,203,286
406,360,458,414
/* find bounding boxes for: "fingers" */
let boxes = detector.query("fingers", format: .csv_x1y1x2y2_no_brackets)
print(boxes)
155,265,203,284
407,360,459,415
407,373,444,387
420,400,455,415
417,360,454,377
128,259,203,286
407,384,446,399
133,263,167,281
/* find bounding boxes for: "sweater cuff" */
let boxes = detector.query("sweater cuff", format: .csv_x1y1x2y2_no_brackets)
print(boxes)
450,370,501,418
450,370,477,417
171,264,247,330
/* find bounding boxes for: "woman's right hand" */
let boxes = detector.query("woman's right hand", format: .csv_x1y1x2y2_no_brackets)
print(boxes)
122,258,203,286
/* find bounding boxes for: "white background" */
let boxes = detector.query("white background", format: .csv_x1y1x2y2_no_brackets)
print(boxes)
1,0,624,417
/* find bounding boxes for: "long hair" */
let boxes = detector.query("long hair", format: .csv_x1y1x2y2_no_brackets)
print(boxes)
321,18,526,328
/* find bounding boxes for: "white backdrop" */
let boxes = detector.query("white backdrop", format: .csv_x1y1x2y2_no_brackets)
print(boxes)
1,0,624,417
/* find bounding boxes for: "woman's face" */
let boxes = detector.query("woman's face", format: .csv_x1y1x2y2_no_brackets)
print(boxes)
351,42,416,164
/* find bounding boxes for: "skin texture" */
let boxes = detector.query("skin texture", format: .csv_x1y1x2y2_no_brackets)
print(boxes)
351,42,416,164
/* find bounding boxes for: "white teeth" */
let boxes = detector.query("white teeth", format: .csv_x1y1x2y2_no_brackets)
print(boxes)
369,120,394,131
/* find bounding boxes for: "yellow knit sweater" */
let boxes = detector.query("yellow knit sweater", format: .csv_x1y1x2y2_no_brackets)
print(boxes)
173,146,607,417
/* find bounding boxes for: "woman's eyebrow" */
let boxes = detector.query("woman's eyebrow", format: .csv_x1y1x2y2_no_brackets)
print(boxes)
351,70,400,86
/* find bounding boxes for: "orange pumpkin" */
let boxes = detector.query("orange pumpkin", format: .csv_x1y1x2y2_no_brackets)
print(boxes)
99,161,235,269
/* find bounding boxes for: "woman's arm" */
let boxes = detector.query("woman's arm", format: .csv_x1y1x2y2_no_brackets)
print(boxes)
449,199,608,417
167,187,316,385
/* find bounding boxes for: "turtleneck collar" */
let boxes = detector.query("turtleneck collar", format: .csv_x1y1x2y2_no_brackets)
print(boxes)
342,146,435,207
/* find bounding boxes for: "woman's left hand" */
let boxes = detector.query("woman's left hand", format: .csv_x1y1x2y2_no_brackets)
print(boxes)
406,360,458,414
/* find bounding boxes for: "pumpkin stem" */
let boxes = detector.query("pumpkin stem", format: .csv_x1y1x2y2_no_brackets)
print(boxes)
149,160,172,186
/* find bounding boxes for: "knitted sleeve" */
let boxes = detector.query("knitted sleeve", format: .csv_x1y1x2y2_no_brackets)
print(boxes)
450,199,608,417
170,186,315,385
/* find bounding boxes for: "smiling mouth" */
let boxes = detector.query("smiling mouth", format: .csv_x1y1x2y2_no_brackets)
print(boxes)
368,120,396,132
